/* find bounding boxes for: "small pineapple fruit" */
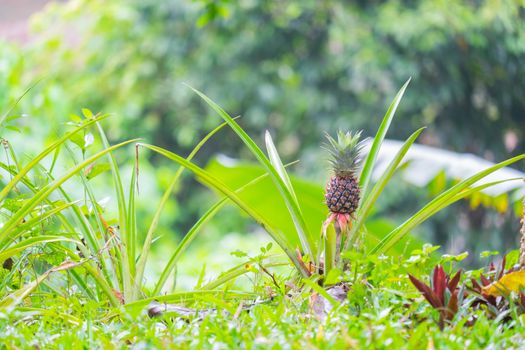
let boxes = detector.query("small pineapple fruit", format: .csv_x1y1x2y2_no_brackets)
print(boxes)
324,131,365,223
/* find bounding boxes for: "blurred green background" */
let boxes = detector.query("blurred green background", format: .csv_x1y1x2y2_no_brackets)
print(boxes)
1,0,525,271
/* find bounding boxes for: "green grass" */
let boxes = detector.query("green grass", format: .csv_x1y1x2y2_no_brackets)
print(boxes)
1,251,524,349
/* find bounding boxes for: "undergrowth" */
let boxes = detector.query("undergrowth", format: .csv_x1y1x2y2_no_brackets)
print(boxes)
1,251,525,349
1,81,525,349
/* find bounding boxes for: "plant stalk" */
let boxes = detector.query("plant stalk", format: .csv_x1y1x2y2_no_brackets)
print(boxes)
520,178,525,270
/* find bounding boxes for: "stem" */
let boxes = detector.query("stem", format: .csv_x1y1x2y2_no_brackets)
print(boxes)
334,222,342,266
339,221,354,271
258,262,280,292
520,178,525,270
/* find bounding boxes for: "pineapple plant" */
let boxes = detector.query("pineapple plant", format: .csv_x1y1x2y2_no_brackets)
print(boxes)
323,130,365,230
321,130,366,272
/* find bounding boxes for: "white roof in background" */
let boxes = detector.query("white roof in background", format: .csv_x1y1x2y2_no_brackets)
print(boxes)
368,140,525,198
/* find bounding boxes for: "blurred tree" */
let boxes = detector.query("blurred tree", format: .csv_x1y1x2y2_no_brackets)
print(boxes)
3,0,524,165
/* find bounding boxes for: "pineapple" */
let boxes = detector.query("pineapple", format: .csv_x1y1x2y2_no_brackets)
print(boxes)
324,131,365,220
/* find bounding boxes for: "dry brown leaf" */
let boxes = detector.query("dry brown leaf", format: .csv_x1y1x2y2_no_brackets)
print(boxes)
309,292,326,320
112,289,125,304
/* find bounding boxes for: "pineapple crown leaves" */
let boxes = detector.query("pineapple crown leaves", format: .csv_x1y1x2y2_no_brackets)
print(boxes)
323,130,367,176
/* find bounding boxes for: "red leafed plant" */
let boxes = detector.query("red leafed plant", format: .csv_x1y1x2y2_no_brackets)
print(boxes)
408,265,462,329
469,257,510,313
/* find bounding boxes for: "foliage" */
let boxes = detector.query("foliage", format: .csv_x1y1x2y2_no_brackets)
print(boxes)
2,0,524,257
1,1,525,346
3,0,525,161
2,250,525,348
409,251,525,331
1,81,523,311
408,265,463,329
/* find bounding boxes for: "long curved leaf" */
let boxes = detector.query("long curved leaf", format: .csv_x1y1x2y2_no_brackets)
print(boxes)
265,131,313,253
138,143,311,277
5,201,78,243
0,161,116,291
153,200,224,295
371,154,525,254
0,114,110,202
359,78,411,201
189,87,314,259
0,258,89,311
95,122,133,301
0,79,42,129
200,260,288,291
135,120,234,292
0,139,139,247
153,163,284,294
0,236,78,262
344,127,424,251
409,178,522,231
